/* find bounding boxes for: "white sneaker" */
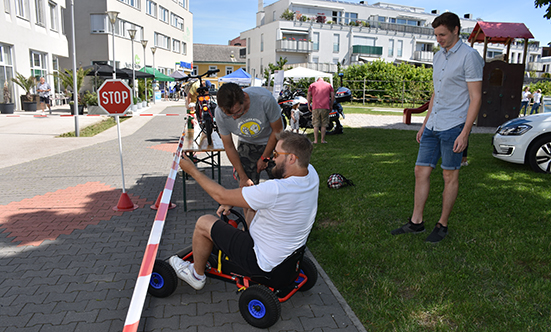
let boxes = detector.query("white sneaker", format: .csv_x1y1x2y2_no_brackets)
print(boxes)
168,256,206,290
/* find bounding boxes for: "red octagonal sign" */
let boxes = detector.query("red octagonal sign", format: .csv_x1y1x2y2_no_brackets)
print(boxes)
98,79,132,115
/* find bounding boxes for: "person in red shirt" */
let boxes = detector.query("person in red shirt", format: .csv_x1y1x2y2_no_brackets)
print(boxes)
307,77,334,143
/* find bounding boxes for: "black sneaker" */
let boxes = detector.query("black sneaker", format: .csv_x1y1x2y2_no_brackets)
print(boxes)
425,223,448,243
390,219,425,235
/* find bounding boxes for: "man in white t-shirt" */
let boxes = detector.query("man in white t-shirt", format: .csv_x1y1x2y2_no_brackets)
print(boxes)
170,131,319,290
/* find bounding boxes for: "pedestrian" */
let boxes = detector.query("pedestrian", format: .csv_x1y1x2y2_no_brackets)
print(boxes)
215,82,283,188
390,12,484,243
290,99,303,134
307,77,334,144
36,77,52,114
530,89,542,115
521,86,531,116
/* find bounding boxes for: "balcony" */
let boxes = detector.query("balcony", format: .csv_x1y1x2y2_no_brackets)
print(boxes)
276,39,312,53
352,45,383,56
413,51,433,62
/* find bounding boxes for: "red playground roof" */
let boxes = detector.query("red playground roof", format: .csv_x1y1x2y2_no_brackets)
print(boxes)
468,22,534,44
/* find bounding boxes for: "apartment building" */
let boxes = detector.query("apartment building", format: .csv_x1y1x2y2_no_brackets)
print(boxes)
1,0,69,109
60,0,193,77
241,0,544,78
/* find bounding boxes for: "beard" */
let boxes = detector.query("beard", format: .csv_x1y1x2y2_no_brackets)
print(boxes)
271,162,286,179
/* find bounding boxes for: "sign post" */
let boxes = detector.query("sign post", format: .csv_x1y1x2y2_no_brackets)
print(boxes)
98,79,138,211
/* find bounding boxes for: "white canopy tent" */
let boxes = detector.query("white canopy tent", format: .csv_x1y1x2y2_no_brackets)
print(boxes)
272,67,333,86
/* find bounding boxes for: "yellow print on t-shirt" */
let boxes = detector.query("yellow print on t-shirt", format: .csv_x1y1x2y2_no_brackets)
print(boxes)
239,121,261,137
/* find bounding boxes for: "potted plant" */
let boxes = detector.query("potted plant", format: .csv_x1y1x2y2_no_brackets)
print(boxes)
12,72,37,112
83,91,105,114
1,81,15,114
59,67,91,115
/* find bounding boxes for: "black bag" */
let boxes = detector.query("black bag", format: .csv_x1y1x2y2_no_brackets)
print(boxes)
327,173,354,189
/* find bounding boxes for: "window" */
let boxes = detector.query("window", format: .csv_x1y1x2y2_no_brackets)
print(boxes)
178,0,186,9
332,11,342,24
171,13,183,30
154,32,170,49
247,38,250,54
159,6,168,23
388,39,394,57
4,0,10,13
90,14,143,40
389,18,396,23
312,56,319,63
118,0,140,10
378,16,385,22
0,44,14,104
487,49,503,59
192,65,197,76
397,40,403,57
353,36,375,46
49,1,58,31
35,0,44,25
16,0,30,19
30,51,47,79
344,12,357,24
333,34,340,53
172,39,180,53
261,34,264,52
60,6,65,33
182,42,187,55
333,58,339,65
209,66,217,77
146,0,156,17
90,14,107,33
313,32,319,51
226,66,233,75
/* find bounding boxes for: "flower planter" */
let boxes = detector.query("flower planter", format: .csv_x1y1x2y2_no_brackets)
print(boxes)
137,103,142,109
23,101,37,112
0,103,15,114
142,101,147,108
131,104,138,112
87,105,106,115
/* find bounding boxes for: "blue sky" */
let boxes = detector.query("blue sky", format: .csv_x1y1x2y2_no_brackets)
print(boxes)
189,0,551,46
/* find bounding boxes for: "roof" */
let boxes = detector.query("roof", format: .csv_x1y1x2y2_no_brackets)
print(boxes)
193,44,246,64
468,22,534,45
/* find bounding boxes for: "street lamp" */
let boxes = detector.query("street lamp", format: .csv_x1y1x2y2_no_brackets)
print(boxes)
141,39,148,105
106,11,119,79
151,46,157,104
128,28,137,105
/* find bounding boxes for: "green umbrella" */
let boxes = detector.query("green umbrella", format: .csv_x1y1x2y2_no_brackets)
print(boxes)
139,67,175,81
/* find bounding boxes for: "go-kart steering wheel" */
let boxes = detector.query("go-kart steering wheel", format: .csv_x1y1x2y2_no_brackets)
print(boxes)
221,208,248,232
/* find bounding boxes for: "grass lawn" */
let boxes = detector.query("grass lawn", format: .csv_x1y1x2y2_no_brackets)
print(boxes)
308,128,551,331
57,116,131,137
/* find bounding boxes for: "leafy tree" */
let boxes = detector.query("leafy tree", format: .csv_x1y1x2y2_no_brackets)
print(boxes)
263,57,289,86
534,0,551,19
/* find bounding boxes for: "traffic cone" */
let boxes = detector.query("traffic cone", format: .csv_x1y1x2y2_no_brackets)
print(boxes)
150,191,177,210
113,192,139,212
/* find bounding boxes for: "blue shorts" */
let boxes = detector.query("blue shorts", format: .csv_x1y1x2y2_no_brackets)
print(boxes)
416,124,464,170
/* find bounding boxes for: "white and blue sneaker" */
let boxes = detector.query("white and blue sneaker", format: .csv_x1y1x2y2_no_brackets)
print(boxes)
168,256,206,290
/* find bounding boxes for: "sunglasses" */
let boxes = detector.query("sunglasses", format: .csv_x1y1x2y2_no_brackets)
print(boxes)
273,150,298,159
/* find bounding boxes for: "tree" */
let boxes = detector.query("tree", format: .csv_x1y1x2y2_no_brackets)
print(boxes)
263,57,289,86
535,0,551,19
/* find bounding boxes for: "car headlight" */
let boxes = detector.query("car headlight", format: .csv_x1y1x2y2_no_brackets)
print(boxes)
497,124,532,136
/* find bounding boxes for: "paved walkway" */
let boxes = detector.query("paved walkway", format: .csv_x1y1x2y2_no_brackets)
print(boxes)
0,101,366,331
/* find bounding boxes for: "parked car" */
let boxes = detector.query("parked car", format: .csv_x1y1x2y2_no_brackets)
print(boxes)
492,112,551,173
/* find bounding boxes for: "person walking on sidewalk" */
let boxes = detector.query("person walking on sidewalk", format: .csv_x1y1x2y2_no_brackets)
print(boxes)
37,77,52,114
391,12,484,243
307,77,334,144
530,89,542,115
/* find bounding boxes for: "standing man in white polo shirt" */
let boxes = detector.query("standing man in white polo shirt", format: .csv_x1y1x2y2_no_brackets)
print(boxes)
391,12,484,243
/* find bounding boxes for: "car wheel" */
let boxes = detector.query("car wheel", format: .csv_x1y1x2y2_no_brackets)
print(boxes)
239,285,281,328
296,256,318,292
148,259,178,298
527,136,551,173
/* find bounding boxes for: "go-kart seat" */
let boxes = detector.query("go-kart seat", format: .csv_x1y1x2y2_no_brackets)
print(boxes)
219,245,306,290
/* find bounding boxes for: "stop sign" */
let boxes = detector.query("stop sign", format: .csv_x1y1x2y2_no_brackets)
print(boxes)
98,79,132,115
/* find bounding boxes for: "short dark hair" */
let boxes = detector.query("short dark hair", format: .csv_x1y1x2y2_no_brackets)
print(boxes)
432,12,461,36
217,83,244,112
276,131,313,167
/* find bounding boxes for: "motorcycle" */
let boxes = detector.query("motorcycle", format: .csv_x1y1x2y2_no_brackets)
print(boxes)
184,69,220,146
278,84,349,135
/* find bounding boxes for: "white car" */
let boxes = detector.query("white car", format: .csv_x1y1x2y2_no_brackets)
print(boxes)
492,112,551,173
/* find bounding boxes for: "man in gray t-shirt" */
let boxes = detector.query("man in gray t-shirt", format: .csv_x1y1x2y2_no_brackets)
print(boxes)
215,83,283,187
37,77,52,114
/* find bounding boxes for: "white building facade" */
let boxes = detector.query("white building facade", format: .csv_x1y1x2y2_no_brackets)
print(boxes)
241,0,544,78
60,0,193,77
1,0,69,109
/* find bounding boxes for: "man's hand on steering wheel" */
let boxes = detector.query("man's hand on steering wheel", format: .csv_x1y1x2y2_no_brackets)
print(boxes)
217,205,233,217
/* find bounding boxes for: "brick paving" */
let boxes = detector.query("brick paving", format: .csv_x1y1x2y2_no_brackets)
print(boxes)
0,104,365,331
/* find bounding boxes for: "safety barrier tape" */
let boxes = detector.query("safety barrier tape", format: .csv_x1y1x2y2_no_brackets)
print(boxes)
121,118,187,332
0,113,183,117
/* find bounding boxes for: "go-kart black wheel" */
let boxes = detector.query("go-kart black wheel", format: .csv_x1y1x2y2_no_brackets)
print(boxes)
296,256,318,292
148,259,178,298
221,208,248,232
239,285,281,328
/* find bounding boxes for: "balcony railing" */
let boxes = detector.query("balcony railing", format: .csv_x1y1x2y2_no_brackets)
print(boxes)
352,45,383,56
413,51,433,62
276,39,312,53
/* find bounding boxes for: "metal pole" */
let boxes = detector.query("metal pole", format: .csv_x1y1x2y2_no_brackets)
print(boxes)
112,29,116,79
70,0,79,136
116,115,127,193
151,46,156,104
128,29,136,106
141,40,148,105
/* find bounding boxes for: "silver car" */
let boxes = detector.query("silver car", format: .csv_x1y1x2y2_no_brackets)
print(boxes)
492,112,551,173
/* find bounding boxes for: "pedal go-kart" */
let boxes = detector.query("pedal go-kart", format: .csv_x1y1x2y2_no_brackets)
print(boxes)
147,209,318,329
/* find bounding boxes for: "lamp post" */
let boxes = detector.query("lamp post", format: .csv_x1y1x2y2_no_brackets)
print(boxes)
141,39,148,105
128,28,137,106
151,46,157,104
106,11,119,79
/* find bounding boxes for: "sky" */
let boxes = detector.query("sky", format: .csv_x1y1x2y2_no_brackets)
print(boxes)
189,0,551,46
